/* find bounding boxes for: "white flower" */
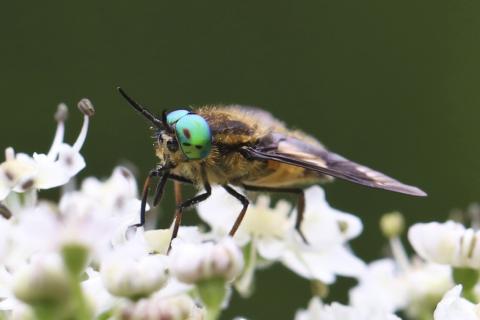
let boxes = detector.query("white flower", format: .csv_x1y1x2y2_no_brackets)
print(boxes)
405,260,453,319
350,258,452,316
434,285,480,320
295,297,401,320
0,101,93,200
170,237,244,284
409,221,480,268
279,187,365,284
350,259,408,313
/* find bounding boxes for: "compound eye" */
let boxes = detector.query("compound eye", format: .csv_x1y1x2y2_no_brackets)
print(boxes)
166,109,190,125
175,115,212,160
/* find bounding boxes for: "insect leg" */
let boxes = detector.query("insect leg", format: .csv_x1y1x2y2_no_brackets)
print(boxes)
167,173,194,184
152,173,169,207
169,167,211,247
243,184,308,244
223,185,249,237
131,168,163,228
168,181,184,253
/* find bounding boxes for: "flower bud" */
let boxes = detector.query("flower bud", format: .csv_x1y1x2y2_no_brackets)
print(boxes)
380,211,405,238
13,254,70,305
101,254,168,299
121,294,204,320
170,237,244,284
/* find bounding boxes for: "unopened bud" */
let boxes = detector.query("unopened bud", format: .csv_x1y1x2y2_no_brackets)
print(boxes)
170,237,244,284
13,254,70,305
121,294,204,320
380,211,405,238
101,255,168,299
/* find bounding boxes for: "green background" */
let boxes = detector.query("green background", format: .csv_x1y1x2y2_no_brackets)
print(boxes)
1,1,479,318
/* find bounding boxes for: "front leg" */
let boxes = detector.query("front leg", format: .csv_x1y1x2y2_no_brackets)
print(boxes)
132,168,165,228
169,165,211,248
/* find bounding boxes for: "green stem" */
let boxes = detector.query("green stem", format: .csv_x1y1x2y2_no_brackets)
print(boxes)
69,274,91,320
197,278,227,320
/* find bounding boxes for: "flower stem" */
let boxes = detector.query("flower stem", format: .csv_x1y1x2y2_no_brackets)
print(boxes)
197,278,227,320
453,267,479,303
68,274,91,320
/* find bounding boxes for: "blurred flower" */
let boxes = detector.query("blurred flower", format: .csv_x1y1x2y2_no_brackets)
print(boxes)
0,101,93,200
434,285,480,320
13,253,70,305
295,297,401,320
404,259,453,319
82,268,115,317
350,259,408,313
121,293,205,320
409,221,480,268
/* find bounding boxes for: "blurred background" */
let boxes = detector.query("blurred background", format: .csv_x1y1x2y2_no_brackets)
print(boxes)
1,1,479,318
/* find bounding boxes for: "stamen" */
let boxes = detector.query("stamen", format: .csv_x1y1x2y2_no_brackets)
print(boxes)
47,103,68,160
390,237,410,271
77,98,95,117
5,147,15,161
73,98,95,152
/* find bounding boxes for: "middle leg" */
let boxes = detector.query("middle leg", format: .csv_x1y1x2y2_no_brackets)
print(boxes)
243,184,307,243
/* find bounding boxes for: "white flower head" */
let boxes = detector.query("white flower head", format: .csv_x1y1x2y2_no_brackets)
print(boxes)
198,186,364,284
409,221,480,268
434,285,480,320
0,100,94,201
59,166,143,256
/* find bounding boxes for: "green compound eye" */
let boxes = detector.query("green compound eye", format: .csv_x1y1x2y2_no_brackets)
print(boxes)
174,114,212,160
166,110,190,125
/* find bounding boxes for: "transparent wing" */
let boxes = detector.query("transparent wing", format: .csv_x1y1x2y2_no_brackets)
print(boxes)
241,135,427,197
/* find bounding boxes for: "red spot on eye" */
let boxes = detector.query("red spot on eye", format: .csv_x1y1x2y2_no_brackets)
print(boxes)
183,129,191,139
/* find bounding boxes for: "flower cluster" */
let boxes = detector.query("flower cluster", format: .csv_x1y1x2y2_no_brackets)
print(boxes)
1,99,480,320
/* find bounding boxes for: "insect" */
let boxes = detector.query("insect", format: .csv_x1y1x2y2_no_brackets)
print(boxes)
117,87,426,243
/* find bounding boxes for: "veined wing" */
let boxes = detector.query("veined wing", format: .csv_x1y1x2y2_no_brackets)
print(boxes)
241,133,427,197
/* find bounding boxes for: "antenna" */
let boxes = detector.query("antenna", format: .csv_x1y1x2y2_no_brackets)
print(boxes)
117,87,163,128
